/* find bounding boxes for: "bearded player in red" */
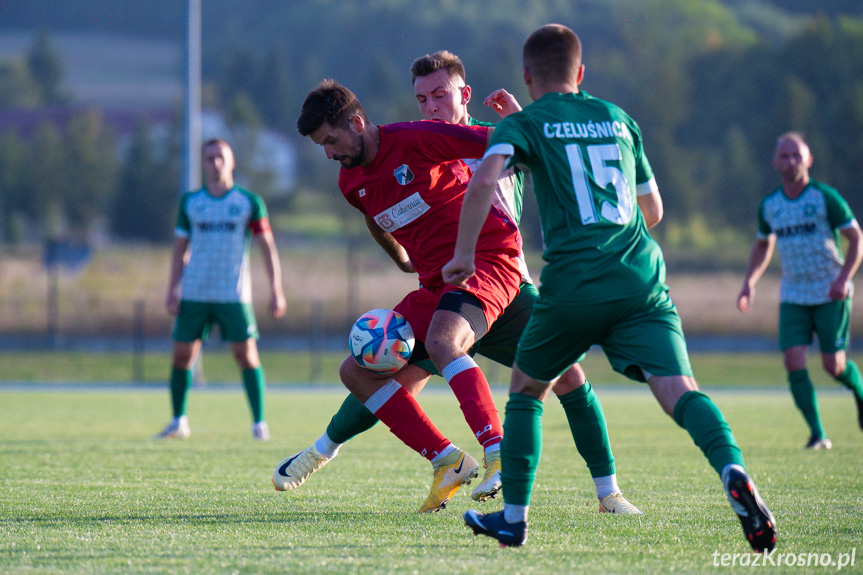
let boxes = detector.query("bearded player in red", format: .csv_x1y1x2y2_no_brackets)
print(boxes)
292,79,521,512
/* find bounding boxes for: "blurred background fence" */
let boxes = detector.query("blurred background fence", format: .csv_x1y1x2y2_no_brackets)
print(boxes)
0,239,422,349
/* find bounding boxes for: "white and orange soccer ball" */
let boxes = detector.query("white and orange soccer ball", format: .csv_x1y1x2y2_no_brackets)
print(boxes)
349,308,414,374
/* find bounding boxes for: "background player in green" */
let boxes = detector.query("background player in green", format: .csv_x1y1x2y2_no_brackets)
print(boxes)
156,138,287,441
445,24,776,551
272,51,639,514
737,131,863,450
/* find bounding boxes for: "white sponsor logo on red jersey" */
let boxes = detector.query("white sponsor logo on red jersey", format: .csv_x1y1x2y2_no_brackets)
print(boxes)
374,192,430,232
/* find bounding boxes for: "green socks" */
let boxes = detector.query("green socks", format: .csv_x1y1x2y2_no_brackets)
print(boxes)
557,382,615,478
326,393,381,444
500,393,544,507
673,390,745,476
170,368,193,418
788,369,824,438
173,365,272,424
835,360,863,401
242,367,266,423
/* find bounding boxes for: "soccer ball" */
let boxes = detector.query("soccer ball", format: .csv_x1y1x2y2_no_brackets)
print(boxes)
349,308,414,374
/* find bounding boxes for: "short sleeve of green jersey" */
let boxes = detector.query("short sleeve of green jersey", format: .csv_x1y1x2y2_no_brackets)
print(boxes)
757,196,772,236
240,188,269,224
816,181,855,229
486,114,530,169
175,191,194,236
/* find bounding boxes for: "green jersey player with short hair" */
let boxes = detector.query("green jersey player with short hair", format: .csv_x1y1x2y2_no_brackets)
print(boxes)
737,131,863,450
445,23,776,552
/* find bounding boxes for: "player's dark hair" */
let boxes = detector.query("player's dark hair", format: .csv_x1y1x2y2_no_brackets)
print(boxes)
523,24,582,85
297,79,369,136
410,50,466,85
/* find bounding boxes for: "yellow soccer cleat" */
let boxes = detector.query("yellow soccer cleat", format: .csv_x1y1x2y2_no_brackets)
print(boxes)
598,492,643,514
272,445,331,491
471,451,502,502
417,450,479,513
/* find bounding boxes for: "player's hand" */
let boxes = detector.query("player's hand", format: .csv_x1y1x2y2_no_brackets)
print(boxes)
828,277,850,300
165,290,180,316
442,255,476,289
271,292,287,319
483,89,521,119
736,285,753,313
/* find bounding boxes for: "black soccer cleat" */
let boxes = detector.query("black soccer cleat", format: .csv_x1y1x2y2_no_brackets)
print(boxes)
464,509,528,548
856,397,863,431
723,466,777,553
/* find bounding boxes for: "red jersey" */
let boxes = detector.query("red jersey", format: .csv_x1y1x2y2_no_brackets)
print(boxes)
340,121,522,287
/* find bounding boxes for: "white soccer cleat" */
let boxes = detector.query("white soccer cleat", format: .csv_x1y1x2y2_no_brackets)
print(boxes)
804,436,832,450
272,445,331,491
598,492,643,514
252,422,270,441
154,419,190,440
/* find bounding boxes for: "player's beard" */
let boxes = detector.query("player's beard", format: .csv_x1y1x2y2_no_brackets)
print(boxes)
337,131,366,169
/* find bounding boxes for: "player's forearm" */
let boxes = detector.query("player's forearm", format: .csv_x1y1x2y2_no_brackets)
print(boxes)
258,233,285,296
375,236,412,271
166,239,189,294
742,241,772,287
454,154,505,258
837,226,863,283
454,179,497,258
365,215,414,272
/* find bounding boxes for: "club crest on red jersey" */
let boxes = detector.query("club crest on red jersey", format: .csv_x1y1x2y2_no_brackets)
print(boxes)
394,164,414,185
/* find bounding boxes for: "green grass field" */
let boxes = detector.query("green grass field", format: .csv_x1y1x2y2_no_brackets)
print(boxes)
0,349,841,389
1,387,861,574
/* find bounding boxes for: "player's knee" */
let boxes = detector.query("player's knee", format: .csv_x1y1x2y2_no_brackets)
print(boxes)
171,345,197,369
338,356,394,399
425,336,468,372
551,365,587,396
510,365,554,399
339,356,362,389
821,354,844,378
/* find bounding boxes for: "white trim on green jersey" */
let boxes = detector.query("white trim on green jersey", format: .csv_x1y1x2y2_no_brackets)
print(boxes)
757,180,857,305
175,186,268,303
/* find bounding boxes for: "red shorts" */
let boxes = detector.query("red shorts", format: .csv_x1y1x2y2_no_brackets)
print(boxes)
393,251,521,343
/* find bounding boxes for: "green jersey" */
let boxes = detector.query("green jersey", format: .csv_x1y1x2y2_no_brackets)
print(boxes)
486,91,664,304
175,186,269,303
757,180,857,305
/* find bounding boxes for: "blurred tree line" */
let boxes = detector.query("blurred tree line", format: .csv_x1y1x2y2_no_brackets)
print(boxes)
0,0,861,263
0,33,180,243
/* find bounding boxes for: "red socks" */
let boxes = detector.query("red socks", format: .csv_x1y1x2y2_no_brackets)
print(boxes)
364,380,451,460
443,356,503,449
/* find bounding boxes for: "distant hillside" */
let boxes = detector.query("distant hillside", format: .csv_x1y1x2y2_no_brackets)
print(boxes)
0,31,181,110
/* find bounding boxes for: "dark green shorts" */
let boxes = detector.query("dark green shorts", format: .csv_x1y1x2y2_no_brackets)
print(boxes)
779,299,852,353
172,300,259,343
414,282,538,376
516,289,693,383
